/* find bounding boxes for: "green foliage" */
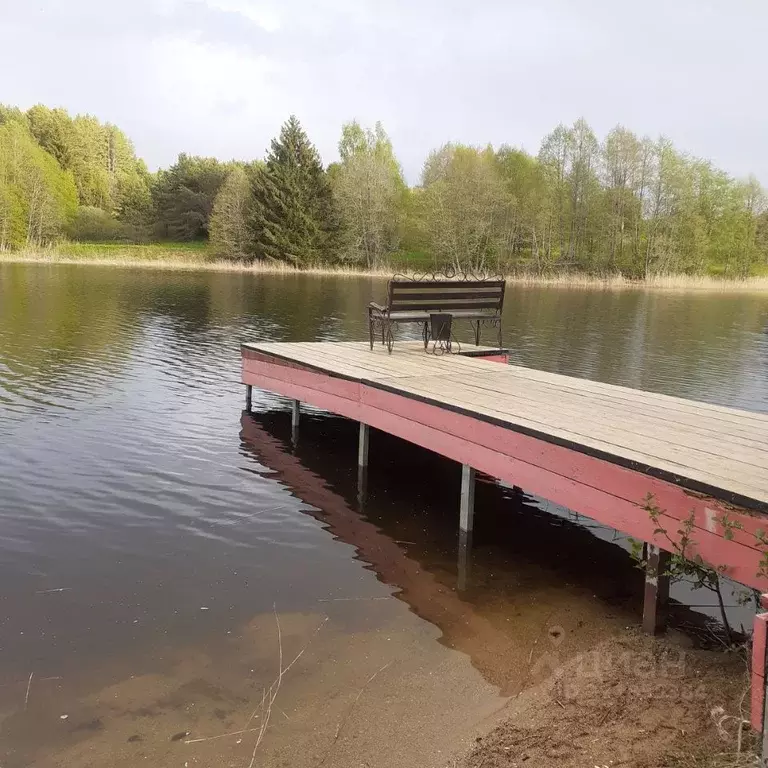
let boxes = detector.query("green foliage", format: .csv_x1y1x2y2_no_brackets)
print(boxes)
332,120,406,267
67,206,133,242
420,143,510,271
0,105,28,128
630,493,768,644
250,116,340,266
3,101,768,275
209,166,253,260
25,104,152,235
413,119,768,277
0,120,78,248
152,153,229,241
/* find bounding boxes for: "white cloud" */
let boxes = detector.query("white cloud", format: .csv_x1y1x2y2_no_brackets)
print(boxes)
150,37,277,114
203,0,281,32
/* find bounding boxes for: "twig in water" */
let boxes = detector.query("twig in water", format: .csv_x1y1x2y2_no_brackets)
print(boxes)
247,607,284,768
183,614,327,756
331,661,394,745
184,726,261,745
244,611,329,768
318,596,391,603
24,673,33,710
35,588,71,594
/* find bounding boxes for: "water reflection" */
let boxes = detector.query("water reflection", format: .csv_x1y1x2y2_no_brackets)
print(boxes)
241,410,757,655
240,410,645,694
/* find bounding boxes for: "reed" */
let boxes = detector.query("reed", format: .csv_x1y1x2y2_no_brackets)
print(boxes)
3,247,768,293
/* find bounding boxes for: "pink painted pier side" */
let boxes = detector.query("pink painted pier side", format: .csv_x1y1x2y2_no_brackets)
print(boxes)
241,340,768,732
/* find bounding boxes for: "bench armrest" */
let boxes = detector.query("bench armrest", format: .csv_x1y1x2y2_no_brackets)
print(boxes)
369,302,388,313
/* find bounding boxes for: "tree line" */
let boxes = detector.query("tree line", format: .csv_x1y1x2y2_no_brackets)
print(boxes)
1,104,766,277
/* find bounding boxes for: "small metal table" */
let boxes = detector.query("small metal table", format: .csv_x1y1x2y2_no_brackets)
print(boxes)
426,312,454,354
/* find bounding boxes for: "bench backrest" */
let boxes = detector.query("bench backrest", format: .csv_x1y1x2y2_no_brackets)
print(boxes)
387,279,506,314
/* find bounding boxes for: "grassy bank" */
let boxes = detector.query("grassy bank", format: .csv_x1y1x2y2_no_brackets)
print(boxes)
2,243,768,293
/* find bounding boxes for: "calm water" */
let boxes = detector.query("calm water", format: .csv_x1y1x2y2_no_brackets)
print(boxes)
1,264,767,767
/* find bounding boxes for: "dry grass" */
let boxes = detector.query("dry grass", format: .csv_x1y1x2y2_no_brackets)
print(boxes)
2,248,768,293
0,248,391,279
664,750,760,768
505,272,768,293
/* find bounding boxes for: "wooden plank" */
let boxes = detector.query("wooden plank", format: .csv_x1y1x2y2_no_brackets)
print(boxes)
285,345,438,380
439,374,768,458
316,343,768,437
390,289,503,300
384,375,768,499
497,365,768,427
444,371,768,447
390,299,502,308
389,279,506,290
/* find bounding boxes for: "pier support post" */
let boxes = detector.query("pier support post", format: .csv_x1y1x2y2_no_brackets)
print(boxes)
245,384,252,411
357,465,368,510
458,529,473,592
460,464,476,533
357,423,370,509
291,399,300,446
358,423,369,468
642,544,670,635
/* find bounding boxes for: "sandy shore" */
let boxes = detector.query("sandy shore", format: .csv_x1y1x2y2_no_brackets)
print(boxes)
458,630,755,768
0,596,752,768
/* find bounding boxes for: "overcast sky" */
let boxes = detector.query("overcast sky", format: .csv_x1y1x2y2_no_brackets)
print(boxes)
2,0,767,183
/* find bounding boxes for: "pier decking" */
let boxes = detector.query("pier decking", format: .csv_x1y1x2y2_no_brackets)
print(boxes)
242,342,768,584
245,341,768,511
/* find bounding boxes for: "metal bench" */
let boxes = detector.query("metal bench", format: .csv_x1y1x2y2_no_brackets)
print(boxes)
368,276,505,353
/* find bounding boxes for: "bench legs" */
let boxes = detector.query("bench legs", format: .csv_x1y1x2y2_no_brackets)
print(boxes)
369,313,395,353
368,309,374,350
471,318,503,349
370,316,505,354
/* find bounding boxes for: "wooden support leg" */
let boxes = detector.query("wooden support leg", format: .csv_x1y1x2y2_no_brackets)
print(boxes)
358,423,369,468
763,660,768,762
460,464,476,533
245,384,252,411
642,544,670,635
749,604,768,744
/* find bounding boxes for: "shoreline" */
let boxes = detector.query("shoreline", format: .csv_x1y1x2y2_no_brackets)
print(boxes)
2,250,768,293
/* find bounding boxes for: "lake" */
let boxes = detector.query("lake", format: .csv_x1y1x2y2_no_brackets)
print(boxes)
1,263,767,767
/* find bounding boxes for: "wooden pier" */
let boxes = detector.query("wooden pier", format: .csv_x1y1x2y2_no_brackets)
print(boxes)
241,340,768,730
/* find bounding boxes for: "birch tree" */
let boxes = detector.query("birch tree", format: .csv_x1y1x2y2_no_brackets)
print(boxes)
420,144,512,273
332,121,405,268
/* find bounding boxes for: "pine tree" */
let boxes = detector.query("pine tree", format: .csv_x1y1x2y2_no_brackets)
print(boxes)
152,153,229,240
250,116,339,266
